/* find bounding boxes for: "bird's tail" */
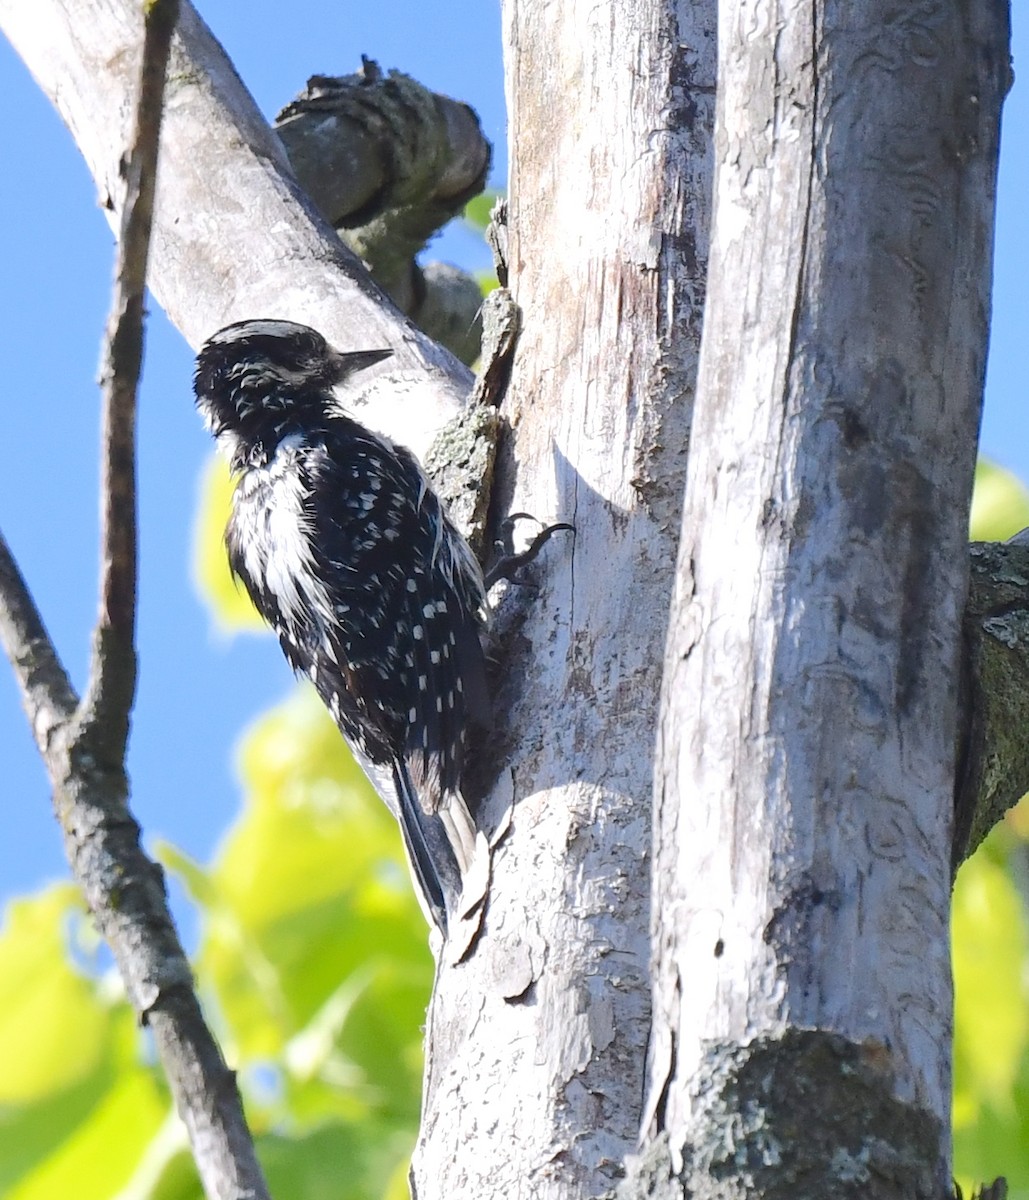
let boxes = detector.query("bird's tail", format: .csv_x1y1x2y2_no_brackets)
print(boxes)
391,760,487,939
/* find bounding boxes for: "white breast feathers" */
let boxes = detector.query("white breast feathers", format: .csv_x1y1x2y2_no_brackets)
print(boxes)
230,433,332,631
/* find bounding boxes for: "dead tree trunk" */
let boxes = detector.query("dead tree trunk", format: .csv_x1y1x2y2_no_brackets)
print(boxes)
644,3,1010,1198
412,1,716,1196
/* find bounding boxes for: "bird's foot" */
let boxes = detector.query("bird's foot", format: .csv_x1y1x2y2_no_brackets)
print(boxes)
484,513,574,590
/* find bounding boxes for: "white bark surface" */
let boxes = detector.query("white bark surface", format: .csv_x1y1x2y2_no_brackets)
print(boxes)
0,0,470,458
649,1,1008,1194
412,1,715,1196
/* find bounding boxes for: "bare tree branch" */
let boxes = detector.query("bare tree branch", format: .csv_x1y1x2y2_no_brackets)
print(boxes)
78,0,174,749
0,531,78,749
0,4,271,1196
277,62,490,241
414,261,485,366
275,60,490,363
0,0,471,460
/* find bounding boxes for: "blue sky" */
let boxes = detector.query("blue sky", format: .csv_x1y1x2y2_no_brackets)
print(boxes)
0,4,1026,925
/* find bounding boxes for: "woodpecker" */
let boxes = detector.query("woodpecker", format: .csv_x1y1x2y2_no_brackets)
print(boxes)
193,319,490,935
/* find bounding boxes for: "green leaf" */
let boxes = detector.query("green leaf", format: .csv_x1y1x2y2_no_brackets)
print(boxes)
161,686,430,1142
7,1071,169,1200
0,886,168,1199
462,189,502,232
4,687,430,1199
258,1122,414,1200
192,455,267,633
954,1067,1029,1198
970,460,1029,542
108,1112,198,1200
953,849,1029,1120
475,270,499,298
0,885,108,1105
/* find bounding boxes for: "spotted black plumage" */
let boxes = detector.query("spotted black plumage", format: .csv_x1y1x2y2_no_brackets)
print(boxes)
193,319,489,934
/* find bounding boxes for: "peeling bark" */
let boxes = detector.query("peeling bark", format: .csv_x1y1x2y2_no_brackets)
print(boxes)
275,63,490,363
410,1,716,1195
647,2,1009,1196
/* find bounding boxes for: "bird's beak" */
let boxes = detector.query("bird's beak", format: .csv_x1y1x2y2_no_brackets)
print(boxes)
329,347,393,381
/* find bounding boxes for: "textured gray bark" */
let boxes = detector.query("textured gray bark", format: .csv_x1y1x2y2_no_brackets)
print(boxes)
410,1,716,1195
275,64,490,363
645,3,1010,1198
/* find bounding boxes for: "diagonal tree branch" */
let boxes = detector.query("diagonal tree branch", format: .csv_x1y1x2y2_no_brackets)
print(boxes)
0,0,471,460
0,3,270,1197
77,0,173,752
0,530,78,749
275,60,490,364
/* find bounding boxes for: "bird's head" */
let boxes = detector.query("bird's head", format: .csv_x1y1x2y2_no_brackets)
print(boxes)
194,319,392,452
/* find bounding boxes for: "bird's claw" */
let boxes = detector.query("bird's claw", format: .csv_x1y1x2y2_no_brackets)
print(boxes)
484,513,574,590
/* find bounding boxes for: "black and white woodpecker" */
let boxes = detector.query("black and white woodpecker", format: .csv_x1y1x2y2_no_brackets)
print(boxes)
193,319,490,936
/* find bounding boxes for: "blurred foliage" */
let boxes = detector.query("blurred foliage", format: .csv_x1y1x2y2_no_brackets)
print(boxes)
954,461,1029,1199
2,485,431,1198
462,191,501,300
192,455,267,633
461,188,501,233
970,460,1029,542
5,457,1029,1196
